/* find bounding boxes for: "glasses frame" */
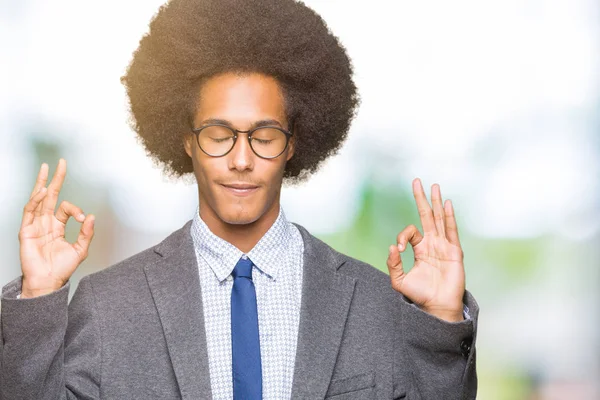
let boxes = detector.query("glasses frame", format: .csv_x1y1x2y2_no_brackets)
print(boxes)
191,123,293,159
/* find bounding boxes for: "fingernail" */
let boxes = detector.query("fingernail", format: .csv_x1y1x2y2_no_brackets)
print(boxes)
79,214,85,220
398,243,403,251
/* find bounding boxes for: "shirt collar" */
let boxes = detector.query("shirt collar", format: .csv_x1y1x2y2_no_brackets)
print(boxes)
190,206,292,283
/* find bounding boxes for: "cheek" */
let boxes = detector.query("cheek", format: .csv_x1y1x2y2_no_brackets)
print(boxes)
261,159,286,182
191,152,215,191
261,162,287,202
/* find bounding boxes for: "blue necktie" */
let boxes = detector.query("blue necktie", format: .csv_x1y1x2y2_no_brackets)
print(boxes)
231,256,262,399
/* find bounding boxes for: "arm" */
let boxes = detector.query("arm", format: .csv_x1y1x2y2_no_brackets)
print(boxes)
394,291,478,400
1,278,69,400
386,178,478,399
1,159,97,399
1,277,101,400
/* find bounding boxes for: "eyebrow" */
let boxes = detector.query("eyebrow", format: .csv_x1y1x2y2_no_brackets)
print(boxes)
199,118,285,130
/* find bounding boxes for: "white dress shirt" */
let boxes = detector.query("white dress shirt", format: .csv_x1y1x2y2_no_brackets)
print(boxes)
190,207,304,400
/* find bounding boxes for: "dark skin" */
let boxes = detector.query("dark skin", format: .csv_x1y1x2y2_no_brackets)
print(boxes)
18,72,464,322
183,72,295,253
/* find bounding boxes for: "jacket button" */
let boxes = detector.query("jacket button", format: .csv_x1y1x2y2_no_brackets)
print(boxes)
460,337,473,359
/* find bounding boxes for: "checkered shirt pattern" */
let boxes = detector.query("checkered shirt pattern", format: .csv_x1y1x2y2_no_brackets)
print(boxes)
190,207,304,400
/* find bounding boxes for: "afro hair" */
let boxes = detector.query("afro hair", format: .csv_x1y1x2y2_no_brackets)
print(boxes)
121,0,359,183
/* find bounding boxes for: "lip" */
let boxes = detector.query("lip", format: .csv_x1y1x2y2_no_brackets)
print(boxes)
220,183,260,197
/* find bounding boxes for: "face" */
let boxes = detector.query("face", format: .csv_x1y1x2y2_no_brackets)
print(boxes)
184,72,294,227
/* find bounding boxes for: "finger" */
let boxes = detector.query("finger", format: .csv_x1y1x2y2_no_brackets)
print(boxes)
55,200,85,225
412,178,436,235
21,187,48,229
29,163,49,199
42,158,67,215
444,199,461,246
386,244,406,290
396,224,424,251
386,244,404,271
72,215,95,261
431,183,446,236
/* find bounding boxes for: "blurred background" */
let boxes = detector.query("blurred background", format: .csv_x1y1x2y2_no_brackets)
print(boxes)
1,0,598,398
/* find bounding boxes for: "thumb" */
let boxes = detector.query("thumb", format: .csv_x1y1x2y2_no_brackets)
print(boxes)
386,244,406,293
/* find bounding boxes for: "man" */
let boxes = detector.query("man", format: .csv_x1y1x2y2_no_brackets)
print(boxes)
1,0,478,399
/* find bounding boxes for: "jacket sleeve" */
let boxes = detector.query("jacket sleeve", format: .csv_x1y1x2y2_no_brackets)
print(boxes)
393,290,478,400
1,275,101,400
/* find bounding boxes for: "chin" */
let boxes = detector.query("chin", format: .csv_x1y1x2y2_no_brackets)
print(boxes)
217,206,263,226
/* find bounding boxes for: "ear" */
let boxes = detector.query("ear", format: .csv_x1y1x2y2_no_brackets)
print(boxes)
183,133,194,158
286,136,295,161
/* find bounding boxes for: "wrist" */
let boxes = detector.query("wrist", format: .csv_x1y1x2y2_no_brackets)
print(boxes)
20,287,58,299
21,277,65,298
421,307,464,322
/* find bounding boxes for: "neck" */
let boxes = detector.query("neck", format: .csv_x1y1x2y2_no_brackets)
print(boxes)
199,202,281,254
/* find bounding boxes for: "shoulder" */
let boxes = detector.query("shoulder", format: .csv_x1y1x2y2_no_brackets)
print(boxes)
84,220,193,288
293,222,401,321
293,222,391,289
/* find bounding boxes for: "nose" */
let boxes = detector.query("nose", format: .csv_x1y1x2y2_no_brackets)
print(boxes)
228,133,255,172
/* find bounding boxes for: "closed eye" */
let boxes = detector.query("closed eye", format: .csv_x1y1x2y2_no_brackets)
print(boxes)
253,139,274,145
210,137,233,143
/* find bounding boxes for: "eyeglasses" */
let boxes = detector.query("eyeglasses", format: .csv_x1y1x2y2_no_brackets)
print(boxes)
191,124,293,159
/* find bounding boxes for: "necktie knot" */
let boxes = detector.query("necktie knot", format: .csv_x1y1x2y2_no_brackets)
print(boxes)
232,257,253,279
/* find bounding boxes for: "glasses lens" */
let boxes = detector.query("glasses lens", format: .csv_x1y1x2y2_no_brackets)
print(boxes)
251,128,287,158
197,126,235,156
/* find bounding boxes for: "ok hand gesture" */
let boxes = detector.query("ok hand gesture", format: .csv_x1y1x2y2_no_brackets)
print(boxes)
387,178,465,322
18,159,95,298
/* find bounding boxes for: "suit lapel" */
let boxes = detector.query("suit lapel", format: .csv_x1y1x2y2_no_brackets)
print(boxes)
143,222,212,400
291,225,357,399
141,221,356,399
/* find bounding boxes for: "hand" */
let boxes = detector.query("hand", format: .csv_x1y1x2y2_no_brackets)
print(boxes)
386,178,465,322
18,159,95,298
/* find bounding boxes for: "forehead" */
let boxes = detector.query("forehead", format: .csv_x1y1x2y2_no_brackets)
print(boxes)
194,72,287,127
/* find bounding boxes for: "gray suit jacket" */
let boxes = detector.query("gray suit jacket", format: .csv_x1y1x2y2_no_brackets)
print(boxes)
0,222,478,400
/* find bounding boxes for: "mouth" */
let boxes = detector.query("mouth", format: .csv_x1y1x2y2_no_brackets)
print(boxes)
220,183,260,197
